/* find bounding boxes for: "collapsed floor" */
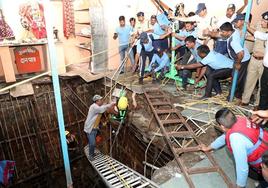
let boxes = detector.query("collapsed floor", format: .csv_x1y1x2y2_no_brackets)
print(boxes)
0,74,258,188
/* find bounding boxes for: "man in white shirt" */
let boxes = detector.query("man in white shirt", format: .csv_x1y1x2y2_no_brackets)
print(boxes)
247,11,268,110
135,12,150,35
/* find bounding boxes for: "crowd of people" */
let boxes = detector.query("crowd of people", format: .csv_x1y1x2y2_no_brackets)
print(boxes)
113,1,268,111
84,2,268,188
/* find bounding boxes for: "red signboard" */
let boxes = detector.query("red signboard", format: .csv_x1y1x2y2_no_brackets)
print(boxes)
14,46,42,74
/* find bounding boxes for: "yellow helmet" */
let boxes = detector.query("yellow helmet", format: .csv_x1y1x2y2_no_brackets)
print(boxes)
118,96,128,110
65,131,70,135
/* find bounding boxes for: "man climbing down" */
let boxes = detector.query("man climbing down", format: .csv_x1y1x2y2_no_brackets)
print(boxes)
201,108,268,188
146,47,170,83
84,95,115,160
134,31,171,84
112,92,129,122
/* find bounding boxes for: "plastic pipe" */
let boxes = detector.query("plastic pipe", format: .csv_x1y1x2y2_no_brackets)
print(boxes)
229,0,253,102
43,0,73,187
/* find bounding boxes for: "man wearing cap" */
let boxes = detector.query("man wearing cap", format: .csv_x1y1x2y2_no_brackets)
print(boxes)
176,45,234,99
247,11,268,111
175,3,215,49
135,12,150,35
217,1,248,28
84,95,115,160
203,1,248,55
220,22,251,101
134,31,171,84
146,47,170,83
113,16,135,72
232,13,254,53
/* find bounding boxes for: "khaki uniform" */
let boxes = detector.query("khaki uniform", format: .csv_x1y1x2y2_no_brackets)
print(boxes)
134,20,150,35
242,24,266,105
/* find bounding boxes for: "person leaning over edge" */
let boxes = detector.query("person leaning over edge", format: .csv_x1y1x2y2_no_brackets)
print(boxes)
201,108,268,188
176,45,233,99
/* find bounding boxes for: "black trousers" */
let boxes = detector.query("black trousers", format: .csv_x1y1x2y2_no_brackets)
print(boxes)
229,60,250,99
140,50,154,80
205,66,232,97
259,66,268,110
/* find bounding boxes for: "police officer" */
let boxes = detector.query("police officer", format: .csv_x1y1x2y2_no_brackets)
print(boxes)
242,23,266,106
247,11,268,110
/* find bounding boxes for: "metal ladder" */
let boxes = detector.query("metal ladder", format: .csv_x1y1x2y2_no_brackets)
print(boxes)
144,88,233,188
84,146,159,188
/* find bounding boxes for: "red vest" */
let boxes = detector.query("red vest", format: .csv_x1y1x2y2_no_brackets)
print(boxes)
226,116,268,169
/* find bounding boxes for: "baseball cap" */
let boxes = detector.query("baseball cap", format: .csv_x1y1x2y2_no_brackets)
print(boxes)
227,4,236,10
137,12,144,17
262,11,268,21
232,14,245,23
195,3,206,15
93,94,103,102
140,32,148,43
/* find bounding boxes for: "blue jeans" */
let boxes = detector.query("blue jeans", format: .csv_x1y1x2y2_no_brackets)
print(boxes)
119,44,135,69
87,129,98,157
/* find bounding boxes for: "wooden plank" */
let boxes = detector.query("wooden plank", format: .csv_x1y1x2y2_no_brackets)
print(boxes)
0,46,16,82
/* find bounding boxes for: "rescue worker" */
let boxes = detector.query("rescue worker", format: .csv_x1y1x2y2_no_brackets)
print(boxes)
65,130,78,151
135,12,150,35
203,1,248,55
241,22,266,106
146,47,170,83
201,108,268,188
258,151,268,188
177,36,202,90
219,22,251,101
111,95,128,121
84,95,115,160
134,31,171,84
176,45,233,98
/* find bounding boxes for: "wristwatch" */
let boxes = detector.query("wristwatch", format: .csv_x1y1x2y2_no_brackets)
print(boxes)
181,66,184,70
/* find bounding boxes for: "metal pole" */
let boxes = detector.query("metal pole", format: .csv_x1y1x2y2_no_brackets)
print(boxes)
43,0,73,187
229,0,253,102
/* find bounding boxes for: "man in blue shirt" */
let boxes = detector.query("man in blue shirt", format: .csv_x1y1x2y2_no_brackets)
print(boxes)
176,45,233,98
134,31,171,84
220,22,251,100
149,15,169,52
113,16,134,73
201,108,268,188
146,47,170,83
175,36,201,90
172,22,197,58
